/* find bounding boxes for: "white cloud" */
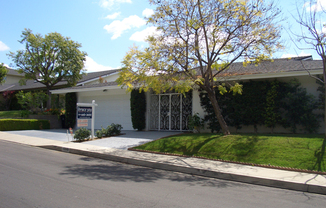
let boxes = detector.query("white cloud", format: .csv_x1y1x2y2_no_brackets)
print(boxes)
0,41,10,51
105,12,120,19
129,26,160,42
305,0,326,12
281,51,312,58
142,8,154,17
104,15,146,39
100,0,132,9
84,56,116,72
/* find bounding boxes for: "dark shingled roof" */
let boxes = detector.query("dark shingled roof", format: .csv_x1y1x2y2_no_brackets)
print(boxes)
209,56,323,77
0,69,120,92
6,80,68,91
6,68,24,76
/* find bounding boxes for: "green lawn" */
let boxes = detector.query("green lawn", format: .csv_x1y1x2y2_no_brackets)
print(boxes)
0,110,23,118
133,133,326,172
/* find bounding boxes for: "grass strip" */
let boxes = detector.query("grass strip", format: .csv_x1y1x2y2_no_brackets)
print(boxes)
133,133,326,172
0,110,23,118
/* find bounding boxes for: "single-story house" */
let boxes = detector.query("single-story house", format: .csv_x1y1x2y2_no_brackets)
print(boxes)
51,56,325,134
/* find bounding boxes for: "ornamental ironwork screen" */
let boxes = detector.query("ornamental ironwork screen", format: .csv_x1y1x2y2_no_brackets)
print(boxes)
149,91,192,131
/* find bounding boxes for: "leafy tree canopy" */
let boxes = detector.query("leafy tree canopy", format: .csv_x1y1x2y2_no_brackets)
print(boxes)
8,29,87,108
0,63,8,84
117,0,283,134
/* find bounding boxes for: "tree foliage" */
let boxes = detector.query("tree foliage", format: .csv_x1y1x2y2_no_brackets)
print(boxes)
8,29,87,109
200,79,320,134
0,63,8,84
130,89,147,131
291,0,326,135
280,80,320,133
117,0,282,135
65,92,77,129
16,91,48,113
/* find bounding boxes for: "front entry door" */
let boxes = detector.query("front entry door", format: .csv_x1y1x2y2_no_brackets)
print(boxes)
150,92,192,131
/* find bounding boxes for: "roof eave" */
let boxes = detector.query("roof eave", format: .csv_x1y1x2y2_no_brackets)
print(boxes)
224,69,323,81
50,84,125,94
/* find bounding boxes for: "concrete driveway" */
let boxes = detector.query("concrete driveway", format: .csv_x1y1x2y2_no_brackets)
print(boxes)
4,129,182,150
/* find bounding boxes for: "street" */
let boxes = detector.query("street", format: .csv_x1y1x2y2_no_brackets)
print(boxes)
0,140,325,208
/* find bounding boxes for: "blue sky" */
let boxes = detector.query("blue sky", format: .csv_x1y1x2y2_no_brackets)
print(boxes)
0,0,325,72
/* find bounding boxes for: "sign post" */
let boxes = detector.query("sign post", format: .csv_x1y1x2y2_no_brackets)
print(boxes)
77,100,98,139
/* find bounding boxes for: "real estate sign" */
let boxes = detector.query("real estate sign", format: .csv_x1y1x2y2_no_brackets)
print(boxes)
76,100,98,139
77,106,92,119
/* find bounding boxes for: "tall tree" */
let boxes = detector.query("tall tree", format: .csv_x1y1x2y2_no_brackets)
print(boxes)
8,29,87,109
291,0,326,136
117,0,282,135
0,63,8,84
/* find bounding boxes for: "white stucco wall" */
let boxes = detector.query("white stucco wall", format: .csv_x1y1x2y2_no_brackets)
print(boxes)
3,75,22,85
84,73,120,86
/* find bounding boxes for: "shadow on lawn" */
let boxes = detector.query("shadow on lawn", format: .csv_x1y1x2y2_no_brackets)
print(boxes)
313,137,326,172
228,136,259,159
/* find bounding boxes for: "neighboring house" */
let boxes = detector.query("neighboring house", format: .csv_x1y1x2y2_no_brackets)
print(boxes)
0,67,120,109
0,68,25,92
51,56,325,134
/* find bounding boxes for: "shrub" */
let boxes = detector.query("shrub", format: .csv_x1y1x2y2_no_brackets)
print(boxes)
95,123,123,138
96,126,109,138
74,128,91,142
110,123,123,135
0,119,50,131
16,91,48,113
20,110,30,118
130,89,146,131
188,113,204,133
200,79,320,133
280,80,320,133
65,92,77,128
96,129,103,138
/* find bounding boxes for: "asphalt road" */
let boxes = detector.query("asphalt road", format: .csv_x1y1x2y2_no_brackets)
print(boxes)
0,140,325,208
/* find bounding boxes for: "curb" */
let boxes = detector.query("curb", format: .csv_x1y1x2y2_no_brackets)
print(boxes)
38,145,326,195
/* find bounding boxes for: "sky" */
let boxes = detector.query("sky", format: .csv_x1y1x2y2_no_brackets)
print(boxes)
0,0,325,73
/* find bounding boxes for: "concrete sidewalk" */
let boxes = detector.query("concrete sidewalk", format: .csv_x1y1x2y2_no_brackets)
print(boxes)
0,131,325,195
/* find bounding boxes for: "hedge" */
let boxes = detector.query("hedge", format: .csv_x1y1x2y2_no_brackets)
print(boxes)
130,89,146,131
0,119,50,131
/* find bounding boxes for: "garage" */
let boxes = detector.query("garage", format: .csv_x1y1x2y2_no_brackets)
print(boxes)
77,88,133,130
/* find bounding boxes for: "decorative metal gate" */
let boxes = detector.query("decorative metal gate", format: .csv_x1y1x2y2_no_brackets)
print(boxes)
150,91,192,131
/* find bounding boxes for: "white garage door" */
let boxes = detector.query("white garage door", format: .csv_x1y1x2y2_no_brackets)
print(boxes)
78,90,133,130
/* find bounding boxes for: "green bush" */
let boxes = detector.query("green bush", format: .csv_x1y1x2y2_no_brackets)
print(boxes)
95,123,123,138
188,113,204,133
74,128,91,142
199,79,320,133
65,92,77,128
20,110,30,118
96,126,108,138
0,119,50,131
130,89,146,131
16,91,48,113
110,123,123,135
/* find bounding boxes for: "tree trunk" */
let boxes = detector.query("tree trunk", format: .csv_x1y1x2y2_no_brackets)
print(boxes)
46,88,51,109
323,57,326,138
206,89,231,135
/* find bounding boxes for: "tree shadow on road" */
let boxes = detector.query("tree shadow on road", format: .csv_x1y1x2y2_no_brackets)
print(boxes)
59,156,247,189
